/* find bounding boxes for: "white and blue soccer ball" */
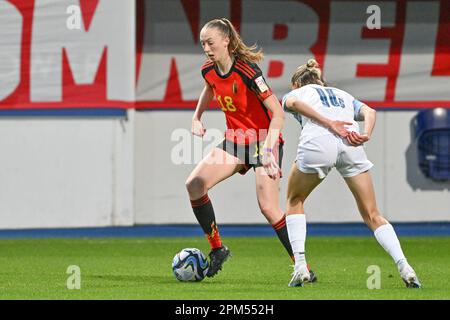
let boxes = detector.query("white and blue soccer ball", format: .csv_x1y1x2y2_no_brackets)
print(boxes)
172,248,209,282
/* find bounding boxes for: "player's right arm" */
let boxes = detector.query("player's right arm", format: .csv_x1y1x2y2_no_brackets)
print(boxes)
284,96,351,138
192,82,214,137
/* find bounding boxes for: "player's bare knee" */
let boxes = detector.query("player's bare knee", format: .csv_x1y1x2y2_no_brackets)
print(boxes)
185,176,206,197
372,214,387,226
364,208,382,224
259,204,280,220
259,203,273,216
287,195,304,208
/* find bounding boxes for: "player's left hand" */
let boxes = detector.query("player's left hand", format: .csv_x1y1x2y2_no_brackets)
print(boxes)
261,151,280,180
346,131,370,146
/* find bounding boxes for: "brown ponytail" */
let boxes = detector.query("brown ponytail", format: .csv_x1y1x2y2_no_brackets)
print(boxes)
203,18,263,64
291,58,326,87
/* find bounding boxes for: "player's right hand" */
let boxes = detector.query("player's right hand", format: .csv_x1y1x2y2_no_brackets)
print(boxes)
329,120,352,138
191,118,206,137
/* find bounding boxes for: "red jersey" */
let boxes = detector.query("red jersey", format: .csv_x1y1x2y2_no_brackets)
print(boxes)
201,58,276,144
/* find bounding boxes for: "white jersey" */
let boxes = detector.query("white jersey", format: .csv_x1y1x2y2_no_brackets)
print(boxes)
282,84,363,145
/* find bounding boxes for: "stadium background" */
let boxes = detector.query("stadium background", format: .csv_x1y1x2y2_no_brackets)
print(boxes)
0,0,449,229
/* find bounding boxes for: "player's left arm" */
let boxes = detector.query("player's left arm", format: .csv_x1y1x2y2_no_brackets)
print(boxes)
348,102,376,146
247,66,284,179
359,104,376,138
262,94,284,152
259,94,285,180
248,69,284,152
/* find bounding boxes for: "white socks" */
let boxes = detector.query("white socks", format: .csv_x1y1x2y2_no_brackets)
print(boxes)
374,223,407,268
287,218,408,271
286,214,307,266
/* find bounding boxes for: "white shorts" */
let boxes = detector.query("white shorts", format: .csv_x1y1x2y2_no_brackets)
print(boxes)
296,134,373,179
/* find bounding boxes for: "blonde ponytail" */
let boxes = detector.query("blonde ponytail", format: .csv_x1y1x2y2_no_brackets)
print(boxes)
307,59,319,69
291,58,326,87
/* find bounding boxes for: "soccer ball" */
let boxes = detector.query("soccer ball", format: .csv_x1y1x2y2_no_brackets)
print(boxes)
172,248,209,282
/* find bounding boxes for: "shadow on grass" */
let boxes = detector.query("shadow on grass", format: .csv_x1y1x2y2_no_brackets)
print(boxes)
86,274,217,285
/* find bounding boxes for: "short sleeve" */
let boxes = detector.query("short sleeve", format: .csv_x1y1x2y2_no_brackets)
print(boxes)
353,99,364,120
282,91,303,126
246,64,273,101
201,60,214,84
251,76,273,101
282,92,298,114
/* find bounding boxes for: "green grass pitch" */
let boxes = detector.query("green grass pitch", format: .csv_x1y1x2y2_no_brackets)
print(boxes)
0,236,449,299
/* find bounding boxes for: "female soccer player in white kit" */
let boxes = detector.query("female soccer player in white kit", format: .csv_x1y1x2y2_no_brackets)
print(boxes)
282,59,421,288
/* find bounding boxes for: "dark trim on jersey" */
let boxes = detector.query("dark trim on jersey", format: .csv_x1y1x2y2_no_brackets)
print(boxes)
202,60,214,68
201,60,214,70
201,63,215,78
235,64,254,79
232,67,253,88
213,59,237,79
236,60,257,77
233,59,260,87
202,63,214,71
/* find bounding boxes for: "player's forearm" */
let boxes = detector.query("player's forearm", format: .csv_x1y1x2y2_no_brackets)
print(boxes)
193,86,214,120
263,96,285,149
265,115,284,149
291,100,333,130
362,107,376,137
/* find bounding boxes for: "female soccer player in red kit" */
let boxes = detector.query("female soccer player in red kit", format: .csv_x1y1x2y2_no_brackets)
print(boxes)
185,18,307,278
